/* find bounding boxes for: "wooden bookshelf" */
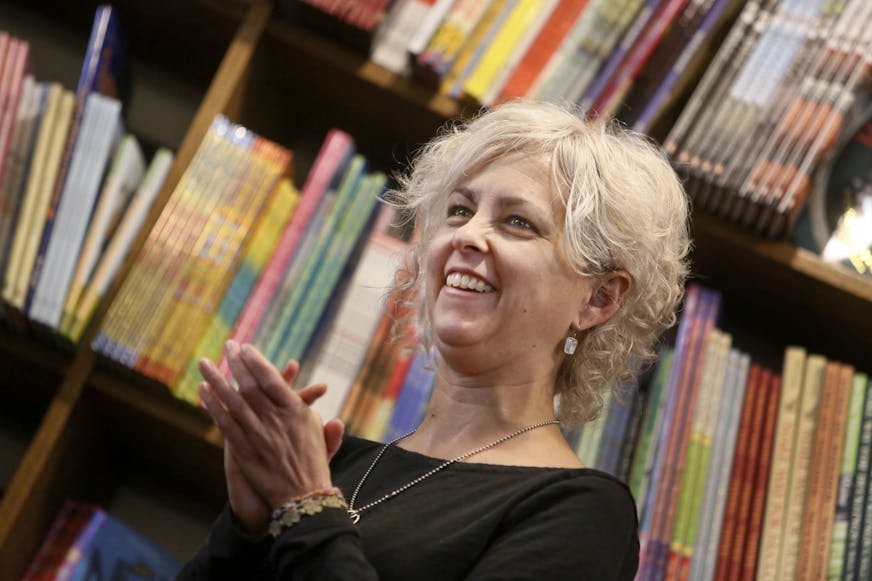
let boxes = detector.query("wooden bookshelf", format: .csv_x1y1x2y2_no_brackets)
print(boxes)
0,1,870,577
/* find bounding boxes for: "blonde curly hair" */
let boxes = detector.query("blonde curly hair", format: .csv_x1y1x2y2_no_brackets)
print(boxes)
389,101,690,425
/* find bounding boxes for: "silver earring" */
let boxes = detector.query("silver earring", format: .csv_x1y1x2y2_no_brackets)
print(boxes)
563,334,578,355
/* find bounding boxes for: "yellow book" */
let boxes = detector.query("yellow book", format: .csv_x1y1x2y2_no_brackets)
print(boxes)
439,0,508,98
3,84,72,307
778,354,827,581
463,0,550,104
756,346,808,581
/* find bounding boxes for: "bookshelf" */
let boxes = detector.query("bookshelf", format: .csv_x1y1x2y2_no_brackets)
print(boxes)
0,0,870,577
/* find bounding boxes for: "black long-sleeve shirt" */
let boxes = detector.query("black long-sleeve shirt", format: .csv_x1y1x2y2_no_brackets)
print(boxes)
177,436,639,580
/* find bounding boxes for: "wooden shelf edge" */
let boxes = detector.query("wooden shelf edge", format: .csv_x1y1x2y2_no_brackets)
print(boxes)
88,367,223,450
265,19,464,120
692,212,872,303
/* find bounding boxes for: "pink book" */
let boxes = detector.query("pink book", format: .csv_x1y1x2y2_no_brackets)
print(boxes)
218,129,354,376
0,38,29,187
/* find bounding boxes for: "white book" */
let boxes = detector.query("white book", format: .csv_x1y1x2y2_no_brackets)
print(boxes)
407,0,457,58
31,93,121,327
371,0,436,75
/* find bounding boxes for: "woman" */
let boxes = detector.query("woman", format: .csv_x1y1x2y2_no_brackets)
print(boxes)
179,101,689,580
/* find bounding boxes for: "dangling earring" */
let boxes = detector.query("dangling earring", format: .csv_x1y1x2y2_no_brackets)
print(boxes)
563,333,578,355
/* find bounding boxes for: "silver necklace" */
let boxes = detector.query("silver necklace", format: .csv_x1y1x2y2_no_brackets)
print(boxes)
347,419,560,524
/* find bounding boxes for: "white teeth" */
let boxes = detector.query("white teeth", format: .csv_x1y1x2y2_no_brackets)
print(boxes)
445,272,494,293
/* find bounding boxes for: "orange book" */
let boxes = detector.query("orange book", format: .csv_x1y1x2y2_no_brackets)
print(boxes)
726,366,774,581
796,361,854,581
713,364,762,581
740,371,782,580
496,0,589,102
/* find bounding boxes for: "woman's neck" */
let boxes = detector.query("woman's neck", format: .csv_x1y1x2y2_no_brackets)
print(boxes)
395,371,575,466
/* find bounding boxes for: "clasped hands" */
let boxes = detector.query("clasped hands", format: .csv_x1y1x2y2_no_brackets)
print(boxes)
198,340,344,537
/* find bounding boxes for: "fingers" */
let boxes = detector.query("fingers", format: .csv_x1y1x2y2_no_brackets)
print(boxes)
297,383,328,406
324,418,345,461
224,341,284,413
198,378,256,458
237,342,298,409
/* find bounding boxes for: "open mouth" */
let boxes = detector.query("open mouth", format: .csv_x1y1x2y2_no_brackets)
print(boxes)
445,272,494,293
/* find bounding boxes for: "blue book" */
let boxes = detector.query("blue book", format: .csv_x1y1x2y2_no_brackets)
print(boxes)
68,507,180,581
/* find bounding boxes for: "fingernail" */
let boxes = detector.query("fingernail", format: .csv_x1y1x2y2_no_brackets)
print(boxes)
225,340,238,355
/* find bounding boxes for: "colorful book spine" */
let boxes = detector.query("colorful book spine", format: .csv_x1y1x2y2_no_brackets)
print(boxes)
827,372,868,579
174,178,300,404
221,129,354,367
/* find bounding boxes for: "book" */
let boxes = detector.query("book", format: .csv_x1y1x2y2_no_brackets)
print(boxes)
755,345,808,581
711,362,764,581
438,0,516,99
27,4,129,313
22,500,180,581
3,83,74,309
370,0,441,75
729,368,781,580
690,349,750,581
415,0,493,86
0,36,29,195
257,153,367,366
843,373,872,581
778,354,828,580
221,129,354,372
60,134,145,335
303,204,409,420
0,74,40,277
134,126,290,385
638,285,720,581
461,0,555,105
496,0,589,103
28,93,122,327
173,177,300,404
272,170,385,367
381,349,438,441
827,371,868,579
69,148,172,342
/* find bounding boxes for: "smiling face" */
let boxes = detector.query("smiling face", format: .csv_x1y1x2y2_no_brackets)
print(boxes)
424,153,597,382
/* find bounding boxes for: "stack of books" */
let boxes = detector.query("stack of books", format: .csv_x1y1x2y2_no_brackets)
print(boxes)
0,6,175,341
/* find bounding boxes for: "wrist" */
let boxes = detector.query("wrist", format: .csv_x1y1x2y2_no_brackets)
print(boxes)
268,487,348,538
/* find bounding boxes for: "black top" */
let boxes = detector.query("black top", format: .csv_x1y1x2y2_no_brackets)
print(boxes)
177,436,639,580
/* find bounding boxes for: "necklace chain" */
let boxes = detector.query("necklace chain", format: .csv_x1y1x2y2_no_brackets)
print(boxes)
347,419,560,524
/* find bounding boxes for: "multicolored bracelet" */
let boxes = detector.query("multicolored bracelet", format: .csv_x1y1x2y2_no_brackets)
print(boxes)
268,487,348,538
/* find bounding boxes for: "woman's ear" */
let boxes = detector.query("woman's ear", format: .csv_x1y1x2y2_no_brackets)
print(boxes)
575,270,631,331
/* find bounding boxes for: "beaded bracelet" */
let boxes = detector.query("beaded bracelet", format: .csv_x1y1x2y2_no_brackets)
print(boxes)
268,487,348,538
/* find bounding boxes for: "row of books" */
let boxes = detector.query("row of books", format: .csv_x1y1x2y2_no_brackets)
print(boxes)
665,0,872,239
296,0,872,245
22,500,181,580
576,283,872,581
361,0,748,130
0,7,177,341
90,116,409,413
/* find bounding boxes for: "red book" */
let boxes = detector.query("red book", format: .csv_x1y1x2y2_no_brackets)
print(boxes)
713,363,762,581
741,372,782,581
496,0,589,102
0,38,29,188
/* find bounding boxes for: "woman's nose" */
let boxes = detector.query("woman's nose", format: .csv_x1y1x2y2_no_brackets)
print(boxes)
452,216,490,253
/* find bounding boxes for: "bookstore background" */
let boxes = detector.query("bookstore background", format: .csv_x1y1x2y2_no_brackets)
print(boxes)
0,0,870,579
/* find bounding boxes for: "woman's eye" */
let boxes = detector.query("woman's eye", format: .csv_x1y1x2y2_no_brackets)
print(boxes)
508,215,535,231
448,205,473,218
